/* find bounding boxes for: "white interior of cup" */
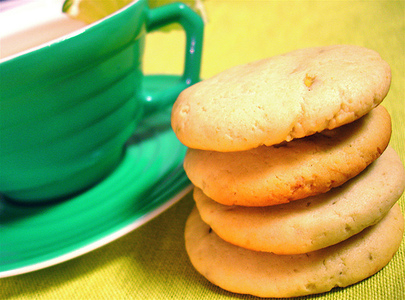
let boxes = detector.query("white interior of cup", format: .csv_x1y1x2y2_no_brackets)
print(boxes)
0,0,88,60
0,0,142,62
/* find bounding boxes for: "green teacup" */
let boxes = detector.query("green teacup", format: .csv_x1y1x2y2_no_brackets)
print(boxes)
0,0,203,203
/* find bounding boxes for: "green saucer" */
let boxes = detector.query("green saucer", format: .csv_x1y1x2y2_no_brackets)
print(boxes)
0,109,191,277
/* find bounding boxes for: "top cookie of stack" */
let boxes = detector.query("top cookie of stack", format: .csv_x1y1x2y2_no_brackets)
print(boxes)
171,45,391,152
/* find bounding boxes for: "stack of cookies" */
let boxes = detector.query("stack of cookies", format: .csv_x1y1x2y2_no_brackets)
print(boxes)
171,45,405,298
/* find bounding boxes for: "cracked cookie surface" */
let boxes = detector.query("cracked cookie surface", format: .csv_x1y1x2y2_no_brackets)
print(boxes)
172,45,391,152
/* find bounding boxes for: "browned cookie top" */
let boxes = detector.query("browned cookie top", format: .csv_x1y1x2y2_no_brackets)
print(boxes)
184,106,391,206
172,45,391,152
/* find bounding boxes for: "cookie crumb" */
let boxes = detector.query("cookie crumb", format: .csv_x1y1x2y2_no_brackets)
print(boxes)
304,74,316,88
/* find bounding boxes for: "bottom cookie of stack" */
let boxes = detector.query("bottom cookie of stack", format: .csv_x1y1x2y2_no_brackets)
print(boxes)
185,204,404,298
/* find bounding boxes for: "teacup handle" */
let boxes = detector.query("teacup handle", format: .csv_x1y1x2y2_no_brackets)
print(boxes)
142,2,204,114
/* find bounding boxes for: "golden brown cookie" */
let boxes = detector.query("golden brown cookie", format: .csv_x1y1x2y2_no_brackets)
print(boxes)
194,146,405,254
185,204,404,298
184,105,391,206
172,45,391,152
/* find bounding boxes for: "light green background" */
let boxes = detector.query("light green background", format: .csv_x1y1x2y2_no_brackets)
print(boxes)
2,1,404,299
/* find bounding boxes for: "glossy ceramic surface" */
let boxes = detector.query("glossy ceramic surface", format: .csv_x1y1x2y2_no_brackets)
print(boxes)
0,0,203,202
0,107,191,278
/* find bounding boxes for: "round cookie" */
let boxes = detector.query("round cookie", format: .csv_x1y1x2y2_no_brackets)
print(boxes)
185,204,404,298
172,45,391,152
184,105,391,206
194,146,405,254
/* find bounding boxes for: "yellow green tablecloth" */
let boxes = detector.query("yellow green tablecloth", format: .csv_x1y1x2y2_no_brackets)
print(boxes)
2,1,404,299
